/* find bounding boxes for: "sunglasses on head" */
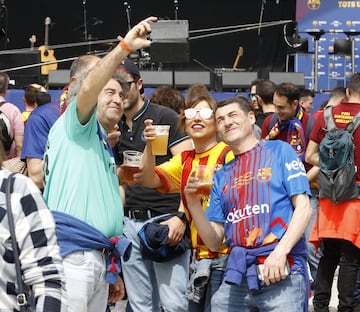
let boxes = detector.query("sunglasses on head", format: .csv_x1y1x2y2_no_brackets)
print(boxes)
184,108,213,120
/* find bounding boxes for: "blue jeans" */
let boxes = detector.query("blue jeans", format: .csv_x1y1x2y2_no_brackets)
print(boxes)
211,274,306,311
188,255,228,312
122,217,190,312
305,190,321,284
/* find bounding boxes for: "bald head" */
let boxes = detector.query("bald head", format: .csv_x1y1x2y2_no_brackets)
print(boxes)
67,55,101,103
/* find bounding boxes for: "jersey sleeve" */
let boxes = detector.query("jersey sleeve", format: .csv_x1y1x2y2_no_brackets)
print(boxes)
155,153,183,193
277,141,311,198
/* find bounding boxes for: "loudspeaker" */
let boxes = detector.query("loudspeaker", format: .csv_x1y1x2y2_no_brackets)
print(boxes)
149,20,190,64
269,72,305,87
150,41,190,63
286,37,309,54
334,39,352,55
149,20,189,40
48,69,70,87
140,71,173,87
174,71,211,88
221,71,258,89
0,51,41,88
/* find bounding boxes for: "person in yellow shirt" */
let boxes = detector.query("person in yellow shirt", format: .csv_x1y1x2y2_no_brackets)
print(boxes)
139,95,234,312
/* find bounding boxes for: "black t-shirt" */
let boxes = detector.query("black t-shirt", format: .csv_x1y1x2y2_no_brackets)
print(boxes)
255,111,274,129
113,100,189,215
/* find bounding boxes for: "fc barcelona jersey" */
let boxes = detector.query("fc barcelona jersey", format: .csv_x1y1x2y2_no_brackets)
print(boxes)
156,141,234,259
206,140,311,248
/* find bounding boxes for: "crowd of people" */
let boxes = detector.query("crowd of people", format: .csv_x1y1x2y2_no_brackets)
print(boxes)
0,15,359,312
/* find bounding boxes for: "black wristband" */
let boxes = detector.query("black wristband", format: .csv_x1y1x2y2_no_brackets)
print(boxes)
176,211,187,223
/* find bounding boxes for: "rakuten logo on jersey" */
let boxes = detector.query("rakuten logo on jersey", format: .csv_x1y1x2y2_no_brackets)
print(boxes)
226,204,270,224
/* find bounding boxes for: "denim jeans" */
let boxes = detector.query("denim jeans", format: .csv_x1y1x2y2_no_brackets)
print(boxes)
122,217,190,312
314,239,360,312
188,255,228,312
211,273,306,311
305,190,321,284
63,250,109,312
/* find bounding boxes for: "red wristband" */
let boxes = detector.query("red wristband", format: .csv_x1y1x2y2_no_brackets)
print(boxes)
120,40,132,53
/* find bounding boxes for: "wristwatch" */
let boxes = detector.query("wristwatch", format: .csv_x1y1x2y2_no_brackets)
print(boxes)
176,211,187,223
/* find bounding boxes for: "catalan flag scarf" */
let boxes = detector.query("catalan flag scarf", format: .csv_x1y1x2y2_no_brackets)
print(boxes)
268,104,306,161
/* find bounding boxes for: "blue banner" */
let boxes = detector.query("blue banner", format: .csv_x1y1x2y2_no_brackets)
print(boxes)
296,0,360,91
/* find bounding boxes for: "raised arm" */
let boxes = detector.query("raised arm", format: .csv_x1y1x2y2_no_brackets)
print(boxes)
76,17,157,124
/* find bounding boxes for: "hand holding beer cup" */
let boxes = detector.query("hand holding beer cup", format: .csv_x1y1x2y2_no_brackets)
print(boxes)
151,125,170,156
193,165,214,197
121,150,143,184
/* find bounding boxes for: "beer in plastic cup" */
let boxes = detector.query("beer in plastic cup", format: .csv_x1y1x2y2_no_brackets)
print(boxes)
151,125,170,156
121,150,142,184
193,165,214,197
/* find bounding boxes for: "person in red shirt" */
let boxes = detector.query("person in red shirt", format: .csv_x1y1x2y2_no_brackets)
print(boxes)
306,74,360,311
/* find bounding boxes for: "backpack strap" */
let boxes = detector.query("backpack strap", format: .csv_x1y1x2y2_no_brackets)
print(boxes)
323,106,336,130
346,111,360,134
0,101,6,107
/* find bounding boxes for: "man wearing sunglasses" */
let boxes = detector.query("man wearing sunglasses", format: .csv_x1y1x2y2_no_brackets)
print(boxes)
113,58,193,312
249,78,263,114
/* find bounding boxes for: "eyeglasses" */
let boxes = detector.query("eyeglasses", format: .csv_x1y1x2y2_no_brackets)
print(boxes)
184,108,213,120
248,93,257,99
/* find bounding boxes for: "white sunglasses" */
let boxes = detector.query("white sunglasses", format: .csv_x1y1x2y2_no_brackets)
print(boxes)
184,108,213,120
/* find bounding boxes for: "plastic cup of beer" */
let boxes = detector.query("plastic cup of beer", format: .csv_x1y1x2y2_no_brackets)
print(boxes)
194,165,214,197
122,150,142,184
151,125,170,156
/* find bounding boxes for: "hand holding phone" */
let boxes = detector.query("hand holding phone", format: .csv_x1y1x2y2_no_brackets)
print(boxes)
256,261,290,282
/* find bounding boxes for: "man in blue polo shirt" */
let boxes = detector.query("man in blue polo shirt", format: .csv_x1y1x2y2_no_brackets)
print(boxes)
21,55,99,191
43,18,157,312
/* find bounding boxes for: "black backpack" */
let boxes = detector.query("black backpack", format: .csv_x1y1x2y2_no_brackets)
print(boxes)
0,101,12,154
318,106,360,204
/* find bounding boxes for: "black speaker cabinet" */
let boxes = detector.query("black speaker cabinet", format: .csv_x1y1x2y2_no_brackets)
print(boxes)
139,71,173,87
48,69,70,88
269,72,305,87
149,20,190,64
150,41,189,64
0,51,41,88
